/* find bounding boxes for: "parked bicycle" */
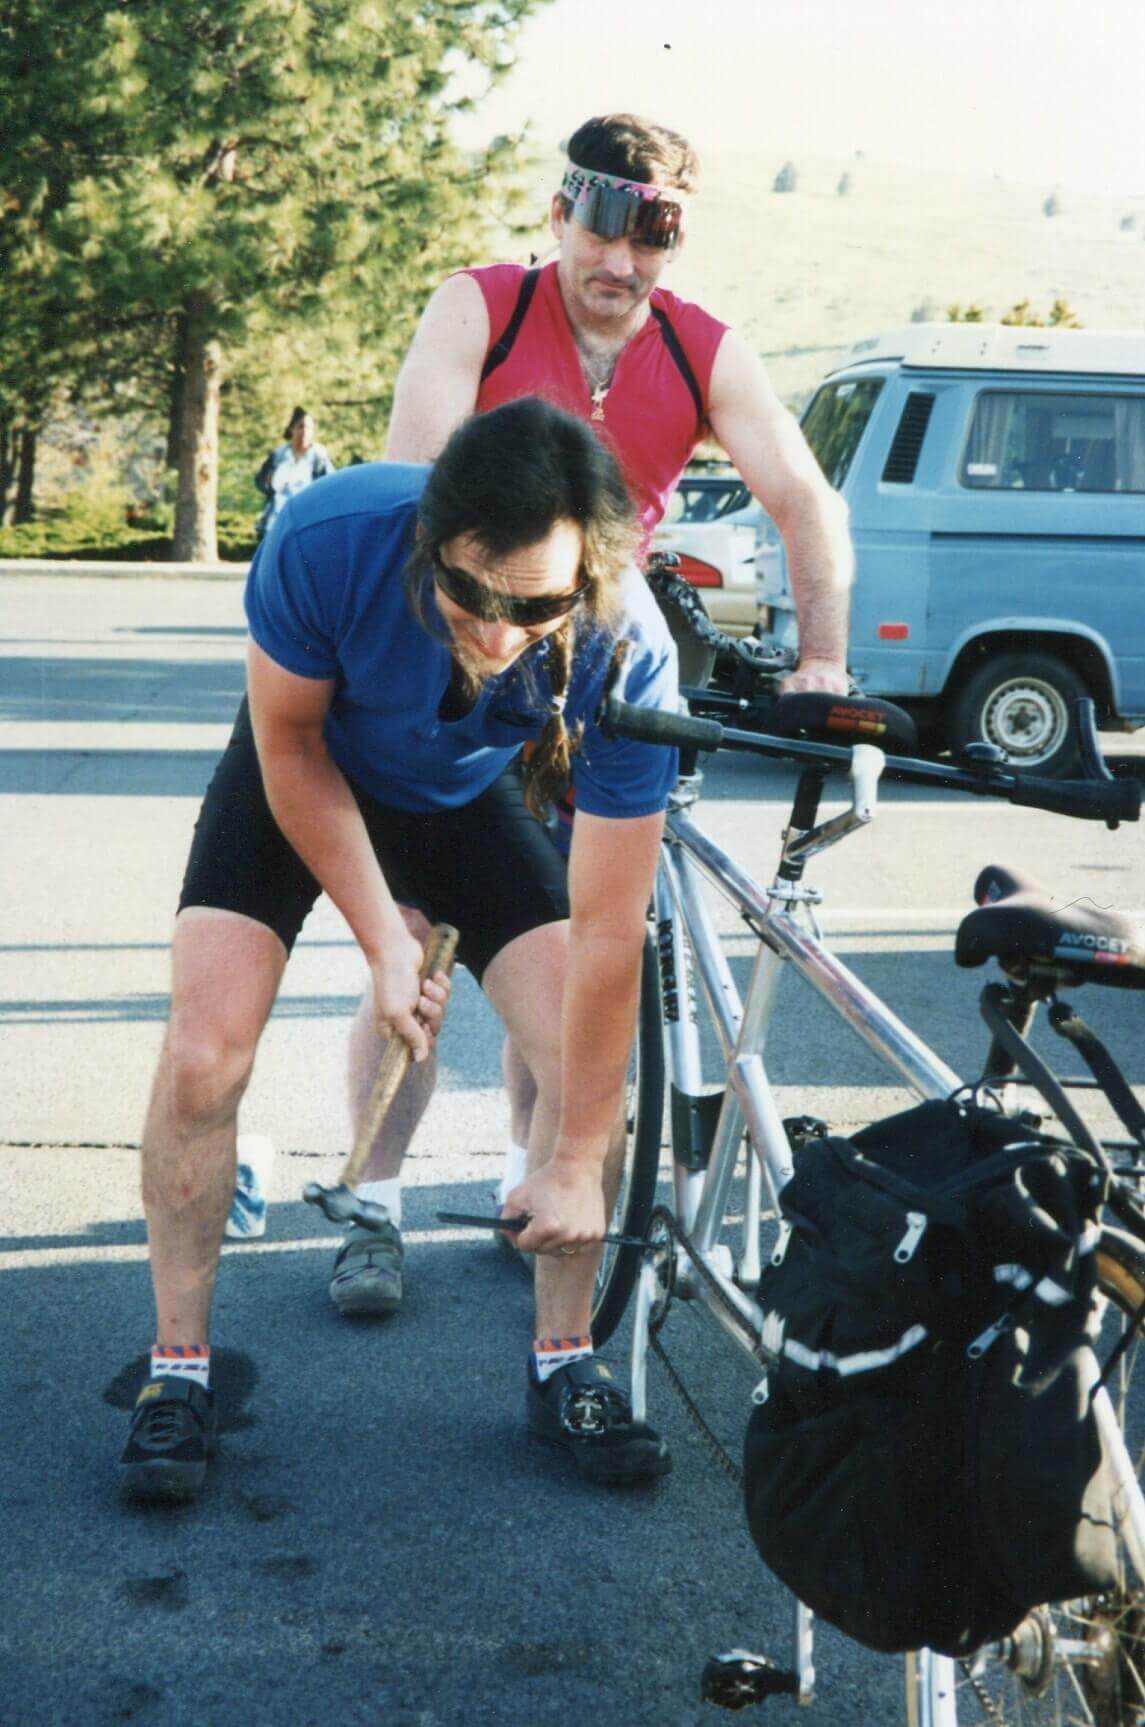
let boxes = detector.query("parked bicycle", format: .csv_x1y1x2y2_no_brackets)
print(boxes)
589,569,1145,1726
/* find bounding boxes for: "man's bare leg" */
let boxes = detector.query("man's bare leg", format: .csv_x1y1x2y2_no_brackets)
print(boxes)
344,906,437,1189
334,907,441,1316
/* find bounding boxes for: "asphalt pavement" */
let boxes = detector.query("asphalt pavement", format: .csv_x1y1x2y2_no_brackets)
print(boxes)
2,567,1142,1726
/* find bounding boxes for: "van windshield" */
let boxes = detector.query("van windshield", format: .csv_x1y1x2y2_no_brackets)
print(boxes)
801,378,884,488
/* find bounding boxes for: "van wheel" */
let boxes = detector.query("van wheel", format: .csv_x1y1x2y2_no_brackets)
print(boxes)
947,651,1087,776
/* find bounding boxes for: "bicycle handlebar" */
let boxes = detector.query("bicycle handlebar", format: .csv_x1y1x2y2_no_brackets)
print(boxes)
598,693,1142,825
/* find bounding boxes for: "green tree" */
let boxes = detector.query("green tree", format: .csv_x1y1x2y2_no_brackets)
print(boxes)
946,303,987,323
1,0,544,556
773,160,798,193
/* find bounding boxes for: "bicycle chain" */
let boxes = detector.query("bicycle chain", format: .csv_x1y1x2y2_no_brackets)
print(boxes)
645,1204,773,1490
958,1661,1006,1725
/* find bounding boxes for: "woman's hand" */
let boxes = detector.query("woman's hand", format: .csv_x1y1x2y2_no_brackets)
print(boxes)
369,927,452,1063
504,1158,606,1256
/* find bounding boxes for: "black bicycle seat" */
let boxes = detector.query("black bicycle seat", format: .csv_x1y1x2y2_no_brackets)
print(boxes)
769,691,918,754
955,864,1145,990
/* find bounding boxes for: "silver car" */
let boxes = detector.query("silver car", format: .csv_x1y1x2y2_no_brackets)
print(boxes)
650,468,765,638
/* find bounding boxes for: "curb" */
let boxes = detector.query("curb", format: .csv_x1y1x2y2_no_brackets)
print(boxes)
0,558,248,581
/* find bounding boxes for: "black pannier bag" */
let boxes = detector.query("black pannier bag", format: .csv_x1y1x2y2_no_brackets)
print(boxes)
743,1097,1119,1657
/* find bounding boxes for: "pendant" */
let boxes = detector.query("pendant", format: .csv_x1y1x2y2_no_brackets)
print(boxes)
591,384,608,422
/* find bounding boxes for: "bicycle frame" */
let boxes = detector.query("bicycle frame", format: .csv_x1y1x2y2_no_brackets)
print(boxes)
627,742,1145,1721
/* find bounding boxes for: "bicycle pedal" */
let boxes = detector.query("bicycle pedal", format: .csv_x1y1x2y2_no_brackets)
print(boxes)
701,1651,799,1709
782,1114,828,1148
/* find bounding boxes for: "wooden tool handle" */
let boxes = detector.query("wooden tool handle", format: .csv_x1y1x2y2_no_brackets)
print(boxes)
339,923,460,1189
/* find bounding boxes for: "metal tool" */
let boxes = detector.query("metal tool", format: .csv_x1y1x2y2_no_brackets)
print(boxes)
436,1210,650,1249
303,923,459,1232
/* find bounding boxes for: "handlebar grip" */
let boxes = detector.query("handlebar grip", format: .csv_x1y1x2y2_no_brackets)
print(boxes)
599,693,725,751
1007,775,1142,824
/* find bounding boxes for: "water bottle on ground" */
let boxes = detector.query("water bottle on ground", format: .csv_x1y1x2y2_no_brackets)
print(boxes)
225,1134,275,1239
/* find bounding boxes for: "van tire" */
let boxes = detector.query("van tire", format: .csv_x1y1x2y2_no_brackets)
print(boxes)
946,651,1087,776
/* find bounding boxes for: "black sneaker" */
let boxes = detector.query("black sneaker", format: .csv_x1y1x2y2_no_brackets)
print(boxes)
527,1357,671,1485
119,1376,217,1504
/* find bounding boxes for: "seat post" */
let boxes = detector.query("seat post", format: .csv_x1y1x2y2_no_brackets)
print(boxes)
778,767,827,883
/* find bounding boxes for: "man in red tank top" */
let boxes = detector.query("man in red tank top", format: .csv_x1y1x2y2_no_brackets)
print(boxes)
332,118,853,1443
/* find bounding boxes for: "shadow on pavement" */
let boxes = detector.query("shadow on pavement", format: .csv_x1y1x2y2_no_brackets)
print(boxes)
4,1172,904,1726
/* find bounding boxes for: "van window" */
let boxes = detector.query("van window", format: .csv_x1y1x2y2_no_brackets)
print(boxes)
961,391,1145,493
801,378,884,488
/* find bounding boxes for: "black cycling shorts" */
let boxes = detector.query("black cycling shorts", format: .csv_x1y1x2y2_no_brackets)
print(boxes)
178,699,570,983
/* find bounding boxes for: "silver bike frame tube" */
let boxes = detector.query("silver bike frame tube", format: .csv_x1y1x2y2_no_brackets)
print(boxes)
1094,1383,1145,1581
667,809,963,1102
663,839,743,1053
909,1652,958,1727
655,860,713,1231
693,940,794,1253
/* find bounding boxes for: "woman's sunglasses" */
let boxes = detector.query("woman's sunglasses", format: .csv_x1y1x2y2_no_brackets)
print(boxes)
432,556,588,627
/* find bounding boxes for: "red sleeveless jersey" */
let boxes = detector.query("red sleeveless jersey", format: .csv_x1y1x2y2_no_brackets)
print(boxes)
464,261,727,543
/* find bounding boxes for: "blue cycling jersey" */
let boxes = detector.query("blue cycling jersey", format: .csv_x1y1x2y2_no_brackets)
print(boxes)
244,461,679,818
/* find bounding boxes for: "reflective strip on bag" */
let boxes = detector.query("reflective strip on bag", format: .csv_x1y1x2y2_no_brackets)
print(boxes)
782,1323,929,1377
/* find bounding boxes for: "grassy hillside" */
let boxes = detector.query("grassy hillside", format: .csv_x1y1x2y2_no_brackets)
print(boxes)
7,147,1143,555
509,147,1145,408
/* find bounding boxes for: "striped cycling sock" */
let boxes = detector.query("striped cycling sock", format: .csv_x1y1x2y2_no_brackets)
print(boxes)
530,1335,593,1384
150,1344,211,1390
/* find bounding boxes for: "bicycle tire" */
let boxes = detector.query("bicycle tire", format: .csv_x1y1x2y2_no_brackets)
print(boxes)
590,929,666,1348
904,1226,1145,1727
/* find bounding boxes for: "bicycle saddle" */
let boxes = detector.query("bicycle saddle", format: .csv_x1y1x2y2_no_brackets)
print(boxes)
769,690,918,754
955,863,1145,990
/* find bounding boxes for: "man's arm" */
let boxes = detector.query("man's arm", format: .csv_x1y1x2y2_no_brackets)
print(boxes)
384,273,490,461
245,640,432,1057
510,808,664,1252
708,329,853,693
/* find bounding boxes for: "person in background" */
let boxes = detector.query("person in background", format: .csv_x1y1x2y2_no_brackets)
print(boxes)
255,407,336,539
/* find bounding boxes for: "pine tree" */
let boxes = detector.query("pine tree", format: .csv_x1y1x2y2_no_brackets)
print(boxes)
0,0,542,555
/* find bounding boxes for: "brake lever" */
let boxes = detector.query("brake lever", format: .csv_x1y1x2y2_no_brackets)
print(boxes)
1074,697,1114,784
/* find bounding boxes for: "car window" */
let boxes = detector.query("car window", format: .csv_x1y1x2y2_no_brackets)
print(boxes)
801,379,885,489
961,391,1145,493
666,480,754,525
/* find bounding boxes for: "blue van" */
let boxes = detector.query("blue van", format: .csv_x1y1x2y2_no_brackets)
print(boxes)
756,325,1145,772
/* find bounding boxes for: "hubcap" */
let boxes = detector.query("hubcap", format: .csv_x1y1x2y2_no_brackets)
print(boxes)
982,678,1068,764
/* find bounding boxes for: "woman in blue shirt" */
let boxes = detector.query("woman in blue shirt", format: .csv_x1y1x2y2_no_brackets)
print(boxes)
120,398,678,1503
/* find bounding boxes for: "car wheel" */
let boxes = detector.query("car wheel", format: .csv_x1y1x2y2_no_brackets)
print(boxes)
946,650,1088,776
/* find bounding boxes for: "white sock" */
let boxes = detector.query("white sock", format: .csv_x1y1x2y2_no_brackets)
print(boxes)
150,1345,211,1389
531,1335,593,1383
355,1178,402,1228
497,1141,529,1207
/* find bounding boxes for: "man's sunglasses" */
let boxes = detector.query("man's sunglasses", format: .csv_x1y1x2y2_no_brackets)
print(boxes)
561,162,684,252
432,556,588,627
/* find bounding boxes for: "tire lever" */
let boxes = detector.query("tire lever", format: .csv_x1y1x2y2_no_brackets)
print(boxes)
435,1210,649,1248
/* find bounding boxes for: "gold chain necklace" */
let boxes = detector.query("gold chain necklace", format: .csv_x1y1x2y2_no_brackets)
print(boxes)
577,342,620,421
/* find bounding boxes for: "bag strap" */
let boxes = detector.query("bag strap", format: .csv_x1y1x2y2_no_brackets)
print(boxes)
979,984,1107,1164
649,303,705,425
1049,1000,1145,1148
826,1137,967,1229
480,268,540,382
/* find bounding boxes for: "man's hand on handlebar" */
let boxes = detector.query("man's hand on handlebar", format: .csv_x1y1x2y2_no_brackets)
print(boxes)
781,656,851,696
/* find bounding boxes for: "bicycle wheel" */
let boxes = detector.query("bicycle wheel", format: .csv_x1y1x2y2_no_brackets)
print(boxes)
905,1227,1145,1726
590,929,665,1348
